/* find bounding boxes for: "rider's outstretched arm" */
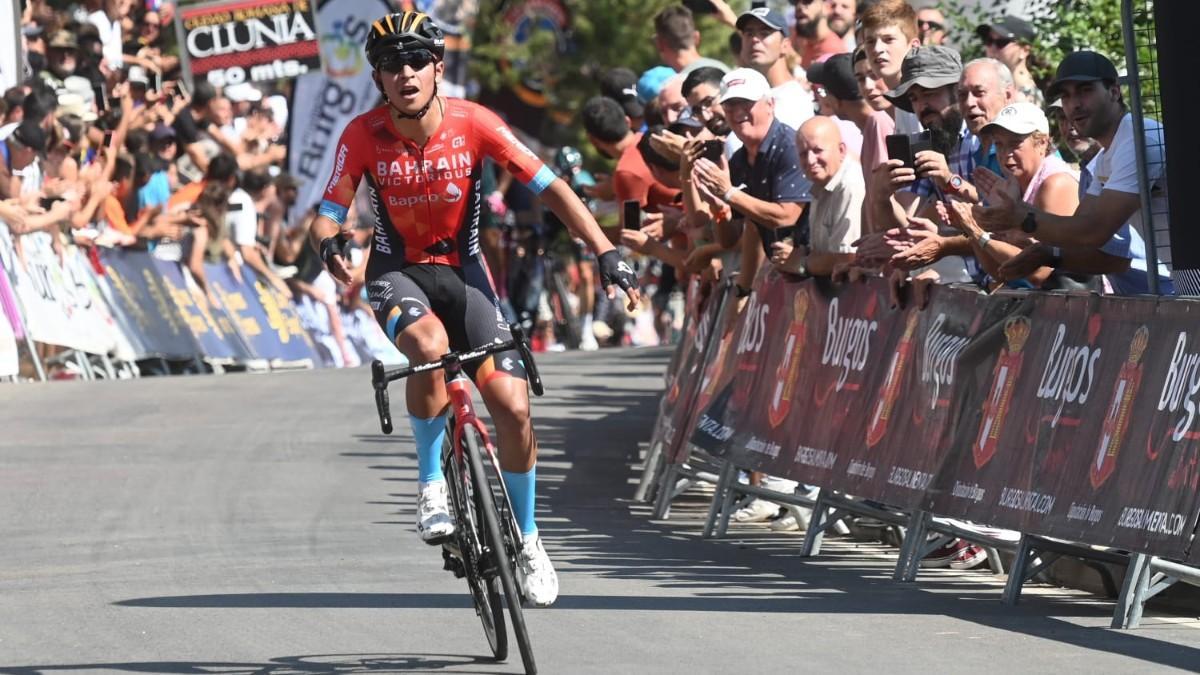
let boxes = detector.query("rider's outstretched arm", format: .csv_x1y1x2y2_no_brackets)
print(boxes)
540,179,641,310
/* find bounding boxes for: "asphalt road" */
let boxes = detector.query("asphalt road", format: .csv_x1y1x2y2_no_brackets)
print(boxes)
2,347,1199,674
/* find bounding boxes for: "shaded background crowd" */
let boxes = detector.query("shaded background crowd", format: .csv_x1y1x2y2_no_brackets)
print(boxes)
0,0,1174,369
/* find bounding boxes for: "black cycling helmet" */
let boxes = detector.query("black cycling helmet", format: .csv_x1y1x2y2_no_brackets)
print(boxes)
365,12,446,68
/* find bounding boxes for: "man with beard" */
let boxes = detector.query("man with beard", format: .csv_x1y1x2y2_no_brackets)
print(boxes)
825,0,857,49
791,0,850,69
887,54,1013,210
682,66,733,141
39,31,78,93
974,51,1175,295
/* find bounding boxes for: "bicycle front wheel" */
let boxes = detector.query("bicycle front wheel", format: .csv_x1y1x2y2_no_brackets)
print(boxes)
444,424,507,661
464,425,538,675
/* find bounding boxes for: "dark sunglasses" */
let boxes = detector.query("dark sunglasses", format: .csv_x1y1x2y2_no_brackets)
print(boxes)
983,35,1013,48
379,49,437,73
918,20,944,31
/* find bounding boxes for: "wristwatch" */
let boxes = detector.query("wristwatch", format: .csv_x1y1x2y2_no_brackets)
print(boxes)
1020,209,1038,234
945,174,965,194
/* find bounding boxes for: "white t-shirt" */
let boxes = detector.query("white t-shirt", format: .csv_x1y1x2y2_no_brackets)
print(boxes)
1087,112,1171,267
227,188,258,247
88,11,123,69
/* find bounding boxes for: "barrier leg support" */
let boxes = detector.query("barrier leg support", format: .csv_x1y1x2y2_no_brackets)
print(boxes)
651,463,677,520
714,462,740,538
703,460,736,539
634,440,664,503
1001,535,1061,605
799,489,832,558
1112,553,1150,628
894,510,928,582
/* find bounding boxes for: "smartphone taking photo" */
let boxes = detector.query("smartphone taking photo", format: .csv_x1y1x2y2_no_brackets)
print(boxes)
622,200,641,231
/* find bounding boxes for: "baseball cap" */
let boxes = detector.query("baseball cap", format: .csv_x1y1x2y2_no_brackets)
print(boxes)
1047,50,1119,99
884,46,963,112
598,67,644,119
55,92,98,123
22,23,44,38
150,123,177,143
718,68,771,104
980,102,1050,137
127,66,150,87
975,16,1036,43
225,82,264,103
47,30,77,50
11,120,47,153
667,108,705,135
736,6,789,36
807,53,861,102
637,66,676,104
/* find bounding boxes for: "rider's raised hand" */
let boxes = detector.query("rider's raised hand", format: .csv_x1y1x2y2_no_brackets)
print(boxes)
598,249,641,311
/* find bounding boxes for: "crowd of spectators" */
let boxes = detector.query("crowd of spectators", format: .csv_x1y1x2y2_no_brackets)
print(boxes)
568,0,1172,560
1,0,377,368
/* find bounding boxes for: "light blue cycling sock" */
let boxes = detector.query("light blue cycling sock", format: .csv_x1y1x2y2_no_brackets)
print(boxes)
502,467,538,536
410,413,449,484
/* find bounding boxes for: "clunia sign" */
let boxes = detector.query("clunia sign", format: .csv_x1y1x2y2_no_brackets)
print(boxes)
176,0,322,88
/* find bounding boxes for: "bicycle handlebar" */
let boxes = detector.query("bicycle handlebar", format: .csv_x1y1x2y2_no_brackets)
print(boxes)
370,323,544,435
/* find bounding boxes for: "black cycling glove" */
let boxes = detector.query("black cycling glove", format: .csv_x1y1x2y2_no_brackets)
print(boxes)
598,249,639,293
319,233,350,270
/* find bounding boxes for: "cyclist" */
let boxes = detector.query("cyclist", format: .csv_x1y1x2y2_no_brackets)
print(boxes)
309,11,640,607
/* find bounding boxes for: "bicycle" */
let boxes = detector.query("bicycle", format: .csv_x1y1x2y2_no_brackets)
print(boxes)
370,324,545,675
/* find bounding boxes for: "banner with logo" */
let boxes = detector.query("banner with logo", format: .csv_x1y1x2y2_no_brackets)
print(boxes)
176,0,322,89
0,228,128,356
155,260,250,362
647,280,727,467
242,264,321,363
287,0,388,227
100,248,202,360
681,273,1200,560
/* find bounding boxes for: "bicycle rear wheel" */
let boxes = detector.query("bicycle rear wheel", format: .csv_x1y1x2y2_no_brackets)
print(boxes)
464,425,538,675
444,427,507,661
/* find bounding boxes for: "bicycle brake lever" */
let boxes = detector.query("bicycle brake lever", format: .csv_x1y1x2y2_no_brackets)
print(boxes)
371,360,394,434
508,324,544,397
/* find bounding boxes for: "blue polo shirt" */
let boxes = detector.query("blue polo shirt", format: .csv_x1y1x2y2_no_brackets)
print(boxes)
728,117,812,254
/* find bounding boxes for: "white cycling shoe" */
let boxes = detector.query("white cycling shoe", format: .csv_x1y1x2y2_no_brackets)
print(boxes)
417,480,455,544
516,533,559,607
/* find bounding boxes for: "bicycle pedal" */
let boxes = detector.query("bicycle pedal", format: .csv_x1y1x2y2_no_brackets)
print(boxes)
441,547,467,579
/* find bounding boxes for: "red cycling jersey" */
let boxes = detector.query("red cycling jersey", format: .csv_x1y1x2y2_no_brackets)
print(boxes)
319,98,556,268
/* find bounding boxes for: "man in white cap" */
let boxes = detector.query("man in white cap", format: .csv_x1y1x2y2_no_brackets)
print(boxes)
690,66,812,524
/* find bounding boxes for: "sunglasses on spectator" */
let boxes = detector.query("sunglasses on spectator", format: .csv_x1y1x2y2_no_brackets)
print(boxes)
983,35,1014,48
379,49,437,72
918,20,944,31
690,95,717,117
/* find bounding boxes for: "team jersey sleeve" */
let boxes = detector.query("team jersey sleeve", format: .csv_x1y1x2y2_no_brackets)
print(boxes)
318,119,369,225
472,105,557,195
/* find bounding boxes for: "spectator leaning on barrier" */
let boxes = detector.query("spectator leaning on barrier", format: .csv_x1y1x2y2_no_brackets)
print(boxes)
973,51,1175,296
859,0,922,135
791,0,849,70
976,15,1044,107
0,121,44,201
943,102,1087,290
916,6,946,46
230,170,291,299
692,68,810,299
736,7,814,134
654,4,731,76
774,116,862,277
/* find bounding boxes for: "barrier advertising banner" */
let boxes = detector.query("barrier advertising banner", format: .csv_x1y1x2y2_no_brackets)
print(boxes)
287,0,388,226
100,248,200,360
685,271,1200,560
177,0,322,88
242,264,320,363
156,260,248,362
0,228,123,356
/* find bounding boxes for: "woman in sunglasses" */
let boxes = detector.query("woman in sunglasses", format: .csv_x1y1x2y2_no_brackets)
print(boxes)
976,16,1044,107
308,12,641,608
